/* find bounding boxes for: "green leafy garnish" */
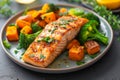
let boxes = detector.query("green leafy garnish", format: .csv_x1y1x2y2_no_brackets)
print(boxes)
40,54,46,59
14,50,19,54
89,54,98,59
3,40,11,49
42,36,54,43
76,61,85,65
0,0,14,17
9,23,15,26
29,54,35,58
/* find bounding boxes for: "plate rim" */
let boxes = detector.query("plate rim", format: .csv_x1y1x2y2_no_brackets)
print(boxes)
0,3,113,73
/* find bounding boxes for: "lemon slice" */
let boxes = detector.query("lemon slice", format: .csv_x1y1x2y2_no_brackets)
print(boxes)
15,0,36,4
96,0,120,9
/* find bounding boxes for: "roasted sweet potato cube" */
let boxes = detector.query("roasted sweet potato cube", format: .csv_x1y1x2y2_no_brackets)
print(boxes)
16,19,31,28
67,39,80,49
17,15,33,23
69,45,84,61
20,25,32,34
42,3,50,13
38,20,47,28
27,10,45,19
6,26,19,41
41,12,56,23
85,40,100,55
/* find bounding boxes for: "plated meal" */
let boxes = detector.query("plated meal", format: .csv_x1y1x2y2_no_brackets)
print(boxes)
0,3,113,73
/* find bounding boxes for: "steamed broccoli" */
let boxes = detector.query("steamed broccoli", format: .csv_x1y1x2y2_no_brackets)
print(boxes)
3,40,11,49
18,30,42,49
82,13,100,24
68,8,100,24
68,8,84,16
78,20,108,45
31,23,42,33
46,3,59,13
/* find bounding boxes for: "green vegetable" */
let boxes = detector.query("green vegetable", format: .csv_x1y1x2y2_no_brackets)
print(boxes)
31,23,42,33
0,0,13,17
68,8,84,16
42,37,54,43
40,54,46,59
29,54,35,58
82,13,100,24
14,50,19,54
89,54,98,58
47,3,59,13
3,40,11,49
76,61,85,65
18,30,42,49
68,8,100,24
78,20,108,45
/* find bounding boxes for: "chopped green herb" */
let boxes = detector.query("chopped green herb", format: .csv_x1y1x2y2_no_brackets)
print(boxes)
20,52,25,59
40,54,46,59
37,39,41,42
14,50,19,54
52,22,58,25
9,23,15,26
29,54,35,58
51,27,57,33
3,40,11,49
61,25,66,28
59,11,68,16
89,54,98,59
42,36,54,43
48,30,51,32
20,56,22,59
76,61,85,65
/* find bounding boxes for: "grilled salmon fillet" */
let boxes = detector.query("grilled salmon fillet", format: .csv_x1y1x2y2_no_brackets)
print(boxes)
22,16,88,67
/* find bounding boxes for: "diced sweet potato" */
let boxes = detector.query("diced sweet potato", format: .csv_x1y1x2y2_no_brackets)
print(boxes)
69,45,84,61
27,10,44,19
42,3,50,13
6,26,19,41
67,39,80,49
16,19,31,28
38,20,47,28
59,8,67,13
41,12,56,23
20,25,32,34
84,40,100,55
17,15,33,23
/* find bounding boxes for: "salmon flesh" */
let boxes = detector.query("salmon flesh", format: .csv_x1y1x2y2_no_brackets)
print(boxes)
22,16,88,67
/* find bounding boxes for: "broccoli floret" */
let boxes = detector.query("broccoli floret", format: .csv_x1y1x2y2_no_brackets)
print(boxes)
78,20,108,45
68,8,100,25
31,22,42,33
82,13,100,25
3,40,11,49
18,30,42,49
46,3,59,13
68,8,84,16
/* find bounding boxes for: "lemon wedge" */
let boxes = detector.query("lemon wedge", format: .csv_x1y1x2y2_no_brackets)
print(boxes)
96,0,120,9
15,0,36,4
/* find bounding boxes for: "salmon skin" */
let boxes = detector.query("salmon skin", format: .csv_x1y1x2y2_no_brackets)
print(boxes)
22,16,88,68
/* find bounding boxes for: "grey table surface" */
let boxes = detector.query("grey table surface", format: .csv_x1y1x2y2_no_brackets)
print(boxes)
0,0,120,80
